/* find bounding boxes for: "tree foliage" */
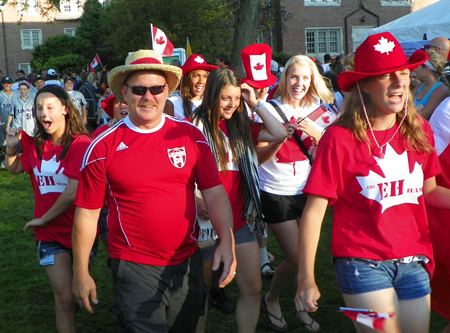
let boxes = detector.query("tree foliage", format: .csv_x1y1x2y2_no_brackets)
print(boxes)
101,0,234,67
31,34,90,72
43,54,87,73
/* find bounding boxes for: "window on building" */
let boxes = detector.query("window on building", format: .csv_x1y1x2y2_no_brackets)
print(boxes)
306,28,342,57
18,63,31,75
19,0,40,14
20,29,42,50
381,0,412,6
304,0,341,6
60,0,82,13
64,28,77,37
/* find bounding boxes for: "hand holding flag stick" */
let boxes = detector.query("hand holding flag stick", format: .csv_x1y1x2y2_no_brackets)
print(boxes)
298,305,395,333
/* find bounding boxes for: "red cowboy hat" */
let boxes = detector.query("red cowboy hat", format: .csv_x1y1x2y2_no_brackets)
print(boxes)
180,54,218,76
101,94,116,118
337,32,428,92
241,43,277,89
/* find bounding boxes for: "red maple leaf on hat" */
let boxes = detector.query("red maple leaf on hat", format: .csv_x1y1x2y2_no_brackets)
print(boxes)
155,36,166,45
254,63,264,71
321,115,330,124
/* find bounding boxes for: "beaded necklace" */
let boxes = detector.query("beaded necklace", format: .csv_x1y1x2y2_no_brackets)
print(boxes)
356,83,407,159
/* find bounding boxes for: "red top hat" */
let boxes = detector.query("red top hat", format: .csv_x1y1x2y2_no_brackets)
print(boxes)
241,44,277,89
338,32,428,92
180,54,218,76
101,94,115,118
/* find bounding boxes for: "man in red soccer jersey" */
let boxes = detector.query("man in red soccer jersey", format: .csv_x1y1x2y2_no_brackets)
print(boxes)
72,50,236,333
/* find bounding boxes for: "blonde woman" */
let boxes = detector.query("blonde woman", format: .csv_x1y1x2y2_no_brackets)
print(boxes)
413,49,450,120
257,55,334,332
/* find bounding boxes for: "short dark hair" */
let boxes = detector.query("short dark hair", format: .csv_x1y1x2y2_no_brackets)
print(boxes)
217,53,231,66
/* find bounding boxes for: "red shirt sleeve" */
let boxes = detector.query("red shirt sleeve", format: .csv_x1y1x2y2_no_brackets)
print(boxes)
63,136,92,181
193,129,222,191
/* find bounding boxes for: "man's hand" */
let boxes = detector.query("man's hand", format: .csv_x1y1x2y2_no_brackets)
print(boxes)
212,231,236,288
72,274,98,314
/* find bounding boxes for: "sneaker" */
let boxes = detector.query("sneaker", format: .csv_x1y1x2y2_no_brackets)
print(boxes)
209,285,234,314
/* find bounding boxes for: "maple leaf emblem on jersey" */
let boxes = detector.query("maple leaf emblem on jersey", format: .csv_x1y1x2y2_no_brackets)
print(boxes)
254,63,264,71
374,37,396,55
155,36,166,45
356,144,424,213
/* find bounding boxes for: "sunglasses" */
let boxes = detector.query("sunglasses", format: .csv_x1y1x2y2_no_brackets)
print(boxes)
125,84,166,96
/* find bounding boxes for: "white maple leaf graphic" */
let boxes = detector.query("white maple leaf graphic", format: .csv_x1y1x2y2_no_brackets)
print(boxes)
33,154,67,195
356,144,423,213
194,56,204,64
373,37,396,55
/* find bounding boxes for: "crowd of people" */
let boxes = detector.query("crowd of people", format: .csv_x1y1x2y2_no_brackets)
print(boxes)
3,32,450,333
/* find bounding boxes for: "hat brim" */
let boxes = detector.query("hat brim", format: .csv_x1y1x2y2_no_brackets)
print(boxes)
337,50,428,93
241,73,277,89
108,64,182,104
181,64,218,76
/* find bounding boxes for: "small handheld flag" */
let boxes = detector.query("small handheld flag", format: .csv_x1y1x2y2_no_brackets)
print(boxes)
151,24,174,57
318,305,395,333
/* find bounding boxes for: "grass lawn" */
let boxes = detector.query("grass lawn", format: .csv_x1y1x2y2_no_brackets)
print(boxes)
0,168,447,332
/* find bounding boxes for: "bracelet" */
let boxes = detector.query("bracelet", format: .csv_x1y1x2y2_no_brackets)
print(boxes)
251,101,262,113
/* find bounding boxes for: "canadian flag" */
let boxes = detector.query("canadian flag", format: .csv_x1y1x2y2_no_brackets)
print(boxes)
342,310,395,332
151,25,174,57
91,54,101,69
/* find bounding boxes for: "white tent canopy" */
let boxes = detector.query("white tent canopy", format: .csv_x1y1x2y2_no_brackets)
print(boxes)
364,0,450,43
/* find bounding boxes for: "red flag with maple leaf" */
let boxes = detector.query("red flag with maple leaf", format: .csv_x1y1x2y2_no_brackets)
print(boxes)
342,310,395,332
151,25,174,57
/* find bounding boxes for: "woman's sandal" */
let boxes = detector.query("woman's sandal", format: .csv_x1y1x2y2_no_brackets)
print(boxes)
261,262,277,277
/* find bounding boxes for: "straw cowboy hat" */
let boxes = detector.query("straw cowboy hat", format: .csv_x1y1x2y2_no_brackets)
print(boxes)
108,50,182,103
241,43,278,89
338,32,428,92
180,54,218,75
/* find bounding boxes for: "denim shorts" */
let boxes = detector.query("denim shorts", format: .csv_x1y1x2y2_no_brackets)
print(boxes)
36,240,99,266
334,257,431,300
234,224,256,245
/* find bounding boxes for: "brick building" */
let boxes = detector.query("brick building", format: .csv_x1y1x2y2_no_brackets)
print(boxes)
0,0,83,78
274,0,437,63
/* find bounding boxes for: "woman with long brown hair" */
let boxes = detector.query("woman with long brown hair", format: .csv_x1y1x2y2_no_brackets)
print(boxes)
5,85,96,333
192,68,292,332
295,32,450,333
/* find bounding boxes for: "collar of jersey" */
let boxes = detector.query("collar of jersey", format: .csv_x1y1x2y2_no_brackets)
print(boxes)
124,113,165,133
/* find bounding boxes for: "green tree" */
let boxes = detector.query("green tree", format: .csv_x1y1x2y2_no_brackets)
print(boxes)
31,34,90,72
43,54,88,74
100,0,234,67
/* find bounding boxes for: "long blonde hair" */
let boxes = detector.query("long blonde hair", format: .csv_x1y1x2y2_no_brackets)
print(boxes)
273,55,334,106
335,80,433,154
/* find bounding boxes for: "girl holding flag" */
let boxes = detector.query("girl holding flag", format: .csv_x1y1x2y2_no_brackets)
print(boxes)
295,32,450,332
257,54,334,332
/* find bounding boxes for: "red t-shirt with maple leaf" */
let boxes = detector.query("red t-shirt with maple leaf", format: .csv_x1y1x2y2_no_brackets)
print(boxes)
303,120,440,275
20,136,92,248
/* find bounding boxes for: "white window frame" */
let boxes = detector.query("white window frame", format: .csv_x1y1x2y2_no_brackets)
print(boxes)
20,29,42,50
305,28,343,58
18,63,31,75
64,28,77,37
305,0,341,7
19,0,40,15
59,0,82,13
381,0,412,6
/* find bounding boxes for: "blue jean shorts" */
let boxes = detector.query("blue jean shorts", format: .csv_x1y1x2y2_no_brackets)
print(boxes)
36,240,99,266
334,257,431,300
